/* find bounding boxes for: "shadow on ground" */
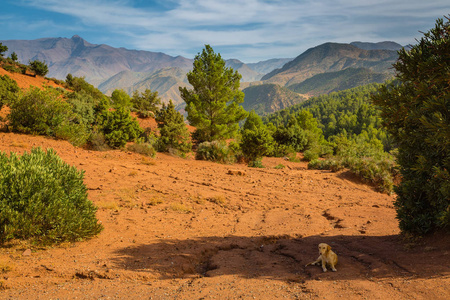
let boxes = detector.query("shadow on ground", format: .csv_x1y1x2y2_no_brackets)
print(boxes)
111,233,450,281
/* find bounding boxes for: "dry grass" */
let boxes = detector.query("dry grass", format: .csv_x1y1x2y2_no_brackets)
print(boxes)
170,203,193,213
117,189,139,208
147,196,164,206
96,200,120,211
140,157,156,166
0,260,14,274
207,195,227,207
9,142,28,148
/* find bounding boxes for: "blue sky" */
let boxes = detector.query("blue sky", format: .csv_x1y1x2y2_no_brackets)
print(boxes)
1,0,449,62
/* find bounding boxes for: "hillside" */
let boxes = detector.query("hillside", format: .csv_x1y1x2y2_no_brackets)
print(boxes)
287,68,393,96
0,66,449,299
225,59,264,82
262,42,398,86
98,68,190,105
242,83,307,115
350,41,403,51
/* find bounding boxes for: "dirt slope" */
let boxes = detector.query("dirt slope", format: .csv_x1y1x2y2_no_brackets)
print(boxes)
0,133,448,299
0,68,63,90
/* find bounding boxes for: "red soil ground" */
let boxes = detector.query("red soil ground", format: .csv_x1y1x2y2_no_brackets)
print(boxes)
0,69,449,299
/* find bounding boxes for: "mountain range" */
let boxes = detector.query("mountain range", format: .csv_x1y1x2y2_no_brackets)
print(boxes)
1,36,401,113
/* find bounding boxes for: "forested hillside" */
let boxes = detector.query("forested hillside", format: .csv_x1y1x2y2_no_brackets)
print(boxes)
287,68,392,96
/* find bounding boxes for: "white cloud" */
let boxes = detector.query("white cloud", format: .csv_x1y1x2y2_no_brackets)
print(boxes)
15,0,450,61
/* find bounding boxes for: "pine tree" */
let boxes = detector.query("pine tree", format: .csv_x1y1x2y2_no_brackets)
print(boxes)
180,45,247,143
372,17,450,234
131,89,161,117
155,100,191,154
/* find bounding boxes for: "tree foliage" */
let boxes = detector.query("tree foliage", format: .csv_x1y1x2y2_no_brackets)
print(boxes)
0,43,7,57
155,100,191,154
372,17,450,234
132,89,161,116
240,111,274,163
111,89,132,109
0,74,20,109
96,107,143,148
180,45,247,142
9,87,73,136
10,52,18,62
29,59,49,77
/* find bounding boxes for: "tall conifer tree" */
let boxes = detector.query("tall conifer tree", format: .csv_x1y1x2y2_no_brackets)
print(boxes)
180,45,247,142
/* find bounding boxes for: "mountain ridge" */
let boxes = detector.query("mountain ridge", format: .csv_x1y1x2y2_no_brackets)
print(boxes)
261,42,398,87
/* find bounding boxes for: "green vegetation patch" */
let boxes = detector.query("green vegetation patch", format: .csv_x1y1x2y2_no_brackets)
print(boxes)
0,148,103,244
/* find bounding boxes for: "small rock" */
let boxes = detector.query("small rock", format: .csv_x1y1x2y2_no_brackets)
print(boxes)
22,249,32,256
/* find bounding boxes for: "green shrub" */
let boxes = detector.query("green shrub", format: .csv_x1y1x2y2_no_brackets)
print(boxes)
308,137,396,193
127,142,156,157
248,159,264,168
97,107,143,148
87,128,110,151
66,91,97,126
8,87,72,136
0,148,103,244
111,89,132,110
240,111,274,162
270,144,296,157
65,74,105,102
54,121,91,147
196,141,236,164
0,74,19,108
2,65,22,74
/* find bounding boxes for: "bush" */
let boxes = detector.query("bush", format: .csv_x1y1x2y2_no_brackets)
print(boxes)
65,74,105,102
8,87,72,136
127,142,156,157
54,121,91,147
248,159,264,168
308,137,396,193
97,107,143,148
0,148,103,244
111,89,132,110
0,74,19,108
196,141,236,164
87,128,110,151
240,111,274,162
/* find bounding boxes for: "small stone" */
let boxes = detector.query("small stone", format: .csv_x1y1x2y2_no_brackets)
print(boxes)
22,249,32,256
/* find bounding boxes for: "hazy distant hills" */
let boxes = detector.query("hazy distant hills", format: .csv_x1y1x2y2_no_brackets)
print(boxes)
242,84,307,116
1,35,192,87
1,35,288,105
1,36,401,114
287,67,392,96
247,58,294,74
262,42,398,87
